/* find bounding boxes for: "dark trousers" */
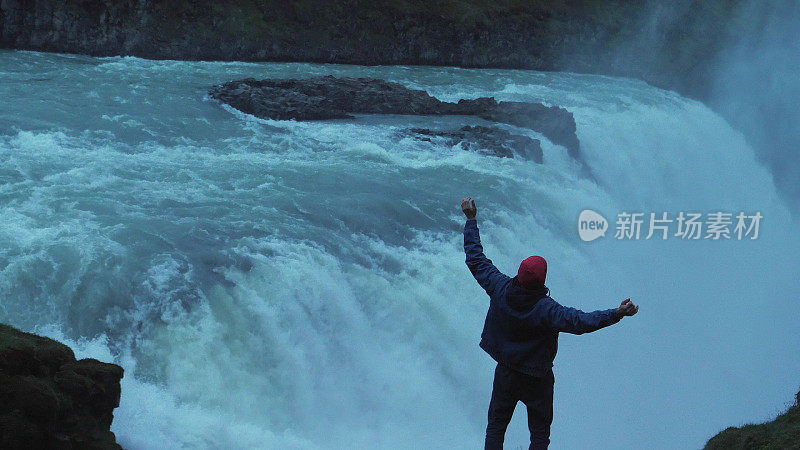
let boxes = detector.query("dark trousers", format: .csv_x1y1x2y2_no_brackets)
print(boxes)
485,363,554,450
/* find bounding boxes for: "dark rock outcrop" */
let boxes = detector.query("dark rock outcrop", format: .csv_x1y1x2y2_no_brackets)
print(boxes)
209,76,579,158
0,0,745,100
208,76,446,120
476,102,579,160
406,126,543,162
0,323,123,450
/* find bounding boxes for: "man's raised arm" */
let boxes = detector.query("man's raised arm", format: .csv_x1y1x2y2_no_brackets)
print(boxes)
539,297,639,335
462,197,510,296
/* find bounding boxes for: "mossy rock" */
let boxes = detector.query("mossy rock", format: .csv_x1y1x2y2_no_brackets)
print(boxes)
0,323,124,450
705,391,800,450
0,324,76,377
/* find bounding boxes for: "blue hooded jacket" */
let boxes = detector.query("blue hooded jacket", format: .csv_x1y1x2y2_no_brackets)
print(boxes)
464,218,621,377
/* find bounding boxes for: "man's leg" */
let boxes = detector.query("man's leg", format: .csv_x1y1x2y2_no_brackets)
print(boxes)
521,371,554,450
485,364,519,450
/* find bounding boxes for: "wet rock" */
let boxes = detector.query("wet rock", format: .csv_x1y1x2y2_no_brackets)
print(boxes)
406,126,543,162
0,323,123,450
478,102,580,160
209,75,444,120
209,76,580,158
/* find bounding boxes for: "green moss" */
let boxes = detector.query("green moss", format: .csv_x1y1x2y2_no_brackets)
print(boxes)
0,323,19,348
0,323,76,372
705,392,800,450
0,323,38,349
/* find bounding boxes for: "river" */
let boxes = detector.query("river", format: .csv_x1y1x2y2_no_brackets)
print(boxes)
0,49,797,449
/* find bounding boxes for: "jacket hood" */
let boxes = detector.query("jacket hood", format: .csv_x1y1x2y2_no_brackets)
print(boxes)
505,276,549,312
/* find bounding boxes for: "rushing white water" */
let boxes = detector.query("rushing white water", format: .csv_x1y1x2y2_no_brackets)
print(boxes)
1,50,797,449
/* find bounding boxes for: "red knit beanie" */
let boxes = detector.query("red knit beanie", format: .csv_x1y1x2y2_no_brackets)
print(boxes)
518,255,547,288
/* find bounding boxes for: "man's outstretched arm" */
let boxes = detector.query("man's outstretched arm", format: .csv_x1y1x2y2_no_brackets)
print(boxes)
540,297,639,335
462,197,510,296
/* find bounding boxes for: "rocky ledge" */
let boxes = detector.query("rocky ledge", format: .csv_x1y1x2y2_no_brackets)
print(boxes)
209,75,580,159
405,126,543,162
0,323,124,450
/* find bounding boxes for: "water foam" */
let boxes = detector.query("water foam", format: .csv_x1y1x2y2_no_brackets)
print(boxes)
1,51,797,449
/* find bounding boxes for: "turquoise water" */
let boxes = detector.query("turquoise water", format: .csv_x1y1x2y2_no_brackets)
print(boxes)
0,50,797,449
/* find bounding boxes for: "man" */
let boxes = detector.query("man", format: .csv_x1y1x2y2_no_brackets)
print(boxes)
460,197,639,450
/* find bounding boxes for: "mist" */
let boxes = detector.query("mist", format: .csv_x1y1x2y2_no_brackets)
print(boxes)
709,1,800,212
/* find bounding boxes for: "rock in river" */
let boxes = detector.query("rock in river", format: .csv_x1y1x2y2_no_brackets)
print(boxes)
209,75,580,159
405,126,543,162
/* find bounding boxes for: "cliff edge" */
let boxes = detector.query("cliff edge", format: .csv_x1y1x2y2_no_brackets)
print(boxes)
705,391,800,450
0,0,743,99
0,323,124,450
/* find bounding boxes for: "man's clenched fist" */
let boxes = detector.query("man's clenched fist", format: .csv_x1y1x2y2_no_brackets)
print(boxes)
617,298,639,318
461,197,477,219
